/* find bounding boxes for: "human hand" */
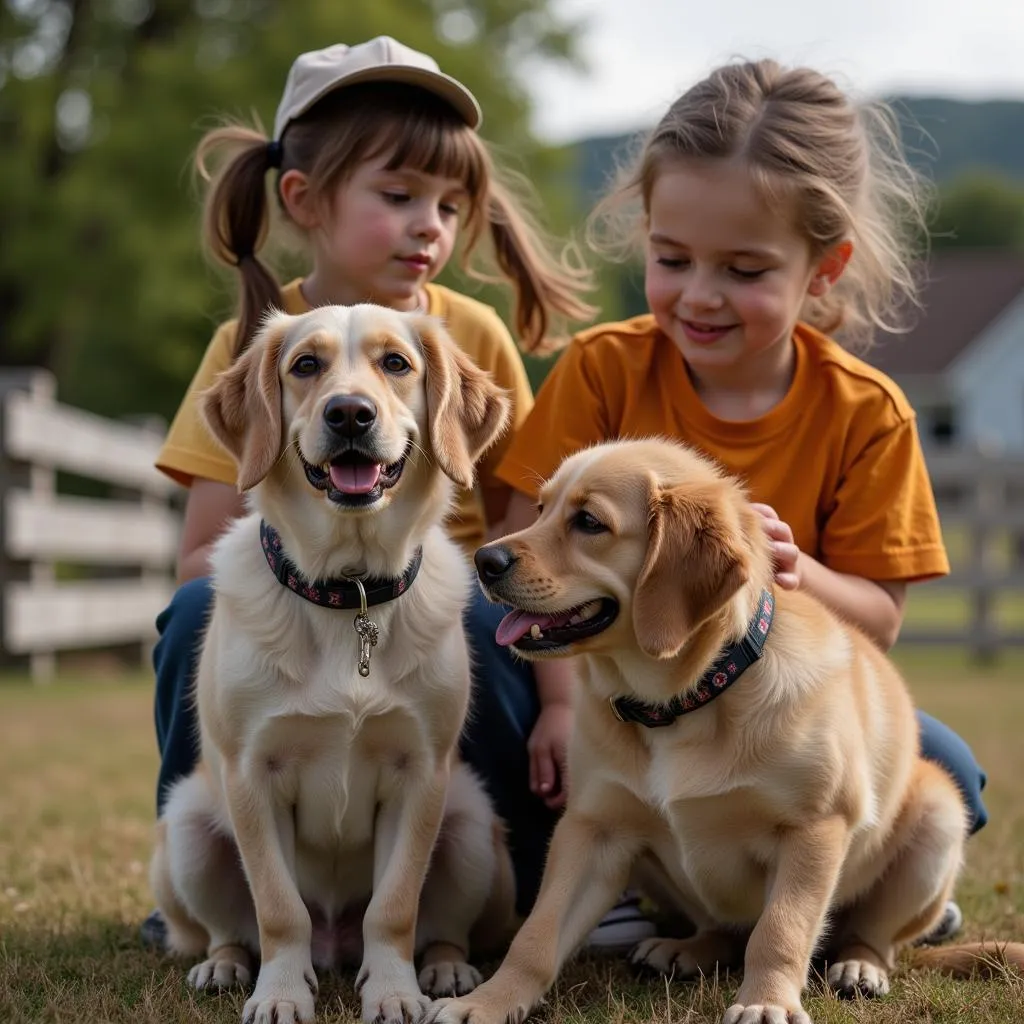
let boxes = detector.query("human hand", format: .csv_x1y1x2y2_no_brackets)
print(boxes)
751,503,801,590
527,702,574,810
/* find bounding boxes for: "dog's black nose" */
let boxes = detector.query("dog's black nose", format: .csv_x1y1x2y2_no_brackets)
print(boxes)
474,545,517,583
323,394,377,437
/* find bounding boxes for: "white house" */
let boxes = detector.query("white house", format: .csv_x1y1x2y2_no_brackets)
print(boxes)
868,251,1024,453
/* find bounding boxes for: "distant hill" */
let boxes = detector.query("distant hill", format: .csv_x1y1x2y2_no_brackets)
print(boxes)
569,96,1024,205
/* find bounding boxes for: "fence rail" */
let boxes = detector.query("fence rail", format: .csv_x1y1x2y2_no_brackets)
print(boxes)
2,369,1024,676
899,446,1024,657
0,370,179,679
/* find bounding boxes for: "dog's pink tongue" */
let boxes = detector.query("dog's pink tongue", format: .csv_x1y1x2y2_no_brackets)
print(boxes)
329,460,382,494
495,610,563,647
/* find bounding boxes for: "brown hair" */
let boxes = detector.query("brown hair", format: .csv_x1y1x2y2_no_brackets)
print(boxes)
196,82,593,355
589,60,930,350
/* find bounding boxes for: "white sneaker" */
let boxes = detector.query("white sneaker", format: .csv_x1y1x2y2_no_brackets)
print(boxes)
586,891,658,951
916,900,964,946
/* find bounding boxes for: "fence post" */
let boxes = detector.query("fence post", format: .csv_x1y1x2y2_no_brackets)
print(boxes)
27,375,58,682
968,451,1003,664
130,414,172,675
0,369,59,680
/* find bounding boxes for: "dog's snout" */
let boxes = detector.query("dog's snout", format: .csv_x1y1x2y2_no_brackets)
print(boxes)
323,394,377,438
474,545,518,584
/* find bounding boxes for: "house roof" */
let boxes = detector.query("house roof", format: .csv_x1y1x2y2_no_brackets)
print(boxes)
866,250,1024,376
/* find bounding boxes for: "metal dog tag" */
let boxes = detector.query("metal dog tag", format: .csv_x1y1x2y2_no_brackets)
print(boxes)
347,575,378,677
353,612,379,677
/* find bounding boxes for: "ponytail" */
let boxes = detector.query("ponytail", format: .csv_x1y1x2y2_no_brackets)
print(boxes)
458,149,596,354
196,126,285,355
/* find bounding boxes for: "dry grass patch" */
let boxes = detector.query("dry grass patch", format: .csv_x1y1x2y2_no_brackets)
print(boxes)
1,650,1021,1022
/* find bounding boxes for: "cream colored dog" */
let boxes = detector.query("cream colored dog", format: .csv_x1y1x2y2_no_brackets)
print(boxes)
149,305,516,1024
426,438,1022,1024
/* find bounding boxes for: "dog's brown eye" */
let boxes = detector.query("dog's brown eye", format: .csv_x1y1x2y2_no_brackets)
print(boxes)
382,353,411,375
573,510,607,535
291,355,320,377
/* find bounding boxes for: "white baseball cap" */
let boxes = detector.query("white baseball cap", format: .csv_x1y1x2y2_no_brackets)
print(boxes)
273,36,483,141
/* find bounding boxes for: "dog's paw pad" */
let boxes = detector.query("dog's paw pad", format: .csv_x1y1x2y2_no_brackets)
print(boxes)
188,954,252,990
827,958,890,999
628,937,700,978
368,991,432,1024
241,956,318,1024
242,981,317,1024
418,961,483,998
422,997,522,1024
722,1003,810,1024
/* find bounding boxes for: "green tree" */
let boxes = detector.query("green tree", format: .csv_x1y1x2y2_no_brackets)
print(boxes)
930,172,1024,251
0,0,584,420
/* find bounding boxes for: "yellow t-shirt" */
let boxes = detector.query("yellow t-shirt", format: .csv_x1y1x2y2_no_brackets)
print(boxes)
156,279,534,556
496,315,949,583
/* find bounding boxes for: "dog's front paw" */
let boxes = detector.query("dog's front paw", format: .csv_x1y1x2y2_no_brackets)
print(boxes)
827,957,890,999
724,976,810,1024
722,1002,811,1024
629,937,705,978
242,952,318,1024
357,958,430,1024
424,994,527,1024
418,960,483,998
188,945,254,990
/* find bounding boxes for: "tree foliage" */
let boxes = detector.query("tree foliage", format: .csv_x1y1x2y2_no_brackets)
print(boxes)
929,172,1024,252
0,0,584,419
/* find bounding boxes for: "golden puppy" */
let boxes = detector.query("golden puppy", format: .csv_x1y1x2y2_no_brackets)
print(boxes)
149,306,516,1024
426,438,1022,1024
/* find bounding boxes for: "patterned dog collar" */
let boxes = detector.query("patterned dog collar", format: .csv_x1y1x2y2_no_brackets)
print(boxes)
260,519,422,610
610,589,775,728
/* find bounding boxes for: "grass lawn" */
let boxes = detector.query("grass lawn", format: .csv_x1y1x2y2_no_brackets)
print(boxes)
0,649,1022,1023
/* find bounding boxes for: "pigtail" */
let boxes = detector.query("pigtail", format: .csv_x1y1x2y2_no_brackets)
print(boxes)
196,125,286,356
483,173,596,354
456,143,595,355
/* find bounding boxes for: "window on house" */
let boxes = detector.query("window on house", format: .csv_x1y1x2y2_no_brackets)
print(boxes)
929,405,958,445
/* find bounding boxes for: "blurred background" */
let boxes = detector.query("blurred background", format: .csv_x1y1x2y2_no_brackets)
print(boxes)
1,0,1024,674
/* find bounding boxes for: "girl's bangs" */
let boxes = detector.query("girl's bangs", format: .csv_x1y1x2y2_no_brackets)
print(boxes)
378,110,486,199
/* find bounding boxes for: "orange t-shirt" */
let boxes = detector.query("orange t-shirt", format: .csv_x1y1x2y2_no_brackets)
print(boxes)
496,315,949,583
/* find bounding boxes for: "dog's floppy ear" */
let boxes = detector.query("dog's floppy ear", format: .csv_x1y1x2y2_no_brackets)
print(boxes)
632,481,749,660
200,314,290,492
415,316,512,490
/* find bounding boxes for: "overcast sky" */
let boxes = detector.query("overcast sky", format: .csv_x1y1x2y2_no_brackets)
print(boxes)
520,0,1024,143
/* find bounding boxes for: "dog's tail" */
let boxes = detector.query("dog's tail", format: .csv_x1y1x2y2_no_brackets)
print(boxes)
908,941,1024,979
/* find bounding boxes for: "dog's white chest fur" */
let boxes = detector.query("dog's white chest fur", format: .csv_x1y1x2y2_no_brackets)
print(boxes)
200,515,471,912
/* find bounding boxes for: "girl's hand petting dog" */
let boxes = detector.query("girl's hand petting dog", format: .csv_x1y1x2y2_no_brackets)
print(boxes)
752,502,802,591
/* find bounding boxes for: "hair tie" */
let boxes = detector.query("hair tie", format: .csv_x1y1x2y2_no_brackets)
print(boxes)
266,139,283,169
234,249,255,267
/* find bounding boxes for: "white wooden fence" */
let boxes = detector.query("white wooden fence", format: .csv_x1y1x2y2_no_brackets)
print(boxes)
0,370,180,680
2,368,1024,675
904,447,1024,659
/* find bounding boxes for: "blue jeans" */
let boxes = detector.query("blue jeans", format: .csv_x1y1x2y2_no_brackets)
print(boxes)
153,580,988,917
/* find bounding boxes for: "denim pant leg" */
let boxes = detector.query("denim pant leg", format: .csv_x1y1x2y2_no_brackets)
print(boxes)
152,576,214,815
460,588,559,916
917,709,988,835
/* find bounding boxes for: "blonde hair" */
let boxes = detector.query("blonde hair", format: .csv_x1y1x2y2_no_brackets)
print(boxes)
196,81,593,355
589,60,930,350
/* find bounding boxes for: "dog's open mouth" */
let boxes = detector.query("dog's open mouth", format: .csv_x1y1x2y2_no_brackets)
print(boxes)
300,448,407,506
494,598,619,652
